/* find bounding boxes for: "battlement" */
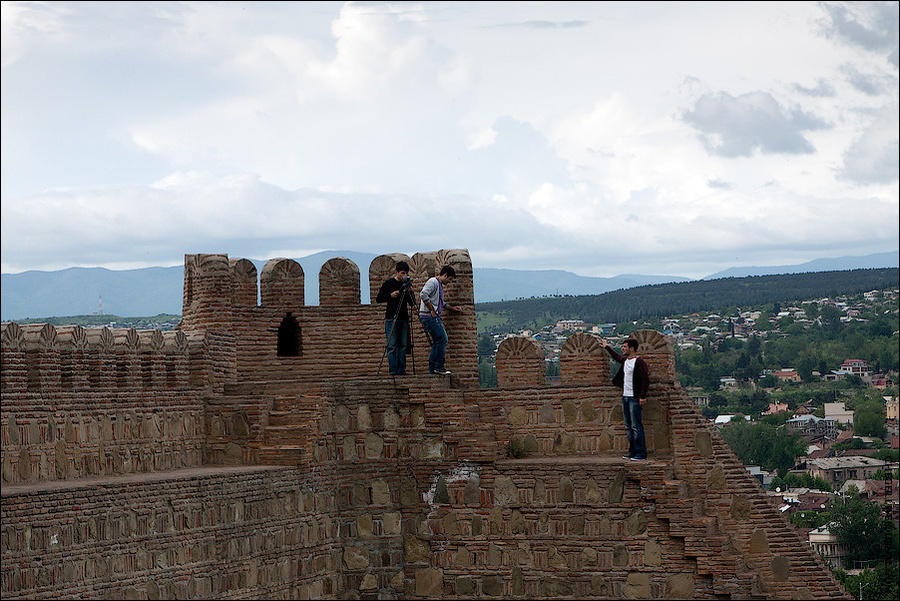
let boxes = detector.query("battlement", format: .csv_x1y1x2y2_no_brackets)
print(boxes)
1,322,206,396
178,250,478,389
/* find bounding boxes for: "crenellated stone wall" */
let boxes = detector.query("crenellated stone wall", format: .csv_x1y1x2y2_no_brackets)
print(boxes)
1,322,206,487
1,249,851,600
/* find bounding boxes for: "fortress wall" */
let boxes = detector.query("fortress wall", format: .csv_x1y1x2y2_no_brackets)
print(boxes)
404,458,714,599
310,376,690,598
663,383,849,599
0,466,343,600
1,240,854,601
1,322,208,487
314,381,418,597
204,392,275,467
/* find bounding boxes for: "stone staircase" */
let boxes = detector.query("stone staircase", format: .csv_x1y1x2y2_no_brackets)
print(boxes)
257,393,325,465
652,471,760,598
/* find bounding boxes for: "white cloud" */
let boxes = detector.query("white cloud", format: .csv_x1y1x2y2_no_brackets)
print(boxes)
1,1,897,281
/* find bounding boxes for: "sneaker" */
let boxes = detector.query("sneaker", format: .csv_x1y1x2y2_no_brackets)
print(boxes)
432,368,451,375
622,455,634,460
630,456,647,461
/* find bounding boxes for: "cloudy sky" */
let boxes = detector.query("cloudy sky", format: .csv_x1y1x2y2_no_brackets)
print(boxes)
2,1,898,279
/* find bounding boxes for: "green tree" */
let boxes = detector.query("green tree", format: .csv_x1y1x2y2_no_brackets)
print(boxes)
835,561,899,601
790,510,829,529
871,448,899,463
829,486,898,567
854,400,887,438
797,355,818,382
478,360,497,388
477,334,496,360
758,374,778,388
771,472,832,492
719,420,807,476
545,361,560,378
819,305,843,334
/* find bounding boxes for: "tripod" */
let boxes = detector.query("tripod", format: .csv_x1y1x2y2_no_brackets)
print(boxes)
377,279,416,376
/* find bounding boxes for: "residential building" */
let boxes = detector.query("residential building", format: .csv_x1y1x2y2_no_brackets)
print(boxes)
808,525,847,568
824,402,854,426
719,376,738,390
714,414,750,426
691,394,710,408
885,397,898,421
838,359,871,377
773,369,801,383
762,402,789,416
807,456,888,488
555,319,594,332
870,375,894,389
786,415,838,440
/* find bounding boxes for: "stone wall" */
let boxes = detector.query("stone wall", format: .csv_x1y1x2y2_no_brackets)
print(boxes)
1,322,207,487
1,466,341,600
1,250,852,600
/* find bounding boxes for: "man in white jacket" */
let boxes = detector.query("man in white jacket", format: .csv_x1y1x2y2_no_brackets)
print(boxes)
418,265,464,374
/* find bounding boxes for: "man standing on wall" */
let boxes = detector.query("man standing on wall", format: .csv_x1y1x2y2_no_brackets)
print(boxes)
599,337,650,461
419,265,464,375
376,261,416,376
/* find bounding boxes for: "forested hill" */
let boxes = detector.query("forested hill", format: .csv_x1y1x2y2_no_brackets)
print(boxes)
475,268,899,332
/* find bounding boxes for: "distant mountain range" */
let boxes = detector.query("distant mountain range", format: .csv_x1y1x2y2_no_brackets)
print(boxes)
1,250,896,321
702,251,899,279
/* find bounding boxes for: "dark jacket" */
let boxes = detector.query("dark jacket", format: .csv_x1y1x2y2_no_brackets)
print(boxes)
605,346,650,398
376,277,415,320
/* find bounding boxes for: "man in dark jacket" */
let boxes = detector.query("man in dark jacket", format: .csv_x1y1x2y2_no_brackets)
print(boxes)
376,261,415,375
600,337,650,460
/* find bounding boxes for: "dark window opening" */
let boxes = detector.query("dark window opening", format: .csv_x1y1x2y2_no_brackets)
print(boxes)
277,313,302,357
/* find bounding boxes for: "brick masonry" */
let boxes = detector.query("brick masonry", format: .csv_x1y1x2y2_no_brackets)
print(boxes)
1,250,851,599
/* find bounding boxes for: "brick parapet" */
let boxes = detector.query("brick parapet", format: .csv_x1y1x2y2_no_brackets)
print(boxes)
2,323,199,399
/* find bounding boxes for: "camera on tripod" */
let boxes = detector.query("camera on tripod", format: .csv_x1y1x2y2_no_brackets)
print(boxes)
400,275,412,289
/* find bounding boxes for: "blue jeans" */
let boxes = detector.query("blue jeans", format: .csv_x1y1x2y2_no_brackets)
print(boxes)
419,315,447,373
385,319,409,374
622,396,647,458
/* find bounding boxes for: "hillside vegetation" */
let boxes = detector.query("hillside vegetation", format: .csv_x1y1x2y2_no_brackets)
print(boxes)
475,268,899,334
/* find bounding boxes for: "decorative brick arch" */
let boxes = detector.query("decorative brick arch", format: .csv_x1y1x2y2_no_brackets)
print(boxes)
408,252,437,282
630,329,675,384
85,327,116,389
560,332,609,386
23,323,58,351
139,330,165,352
319,257,360,306
23,324,60,392
66,325,89,352
433,248,474,304
231,258,258,307
496,336,544,388
1,321,24,350
57,325,90,391
1,322,25,393
368,254,411,304
260,258,304,309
